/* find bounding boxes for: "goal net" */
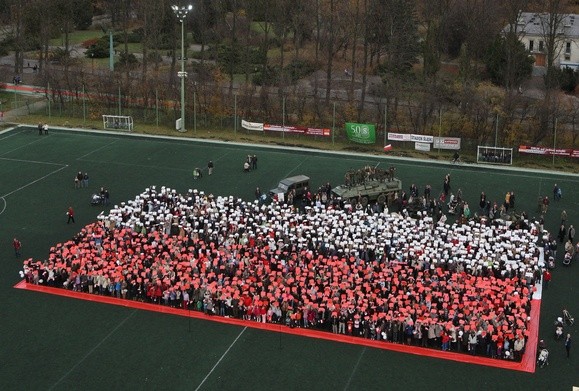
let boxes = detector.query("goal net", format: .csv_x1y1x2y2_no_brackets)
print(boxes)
102,115,133,131
477,146,513,165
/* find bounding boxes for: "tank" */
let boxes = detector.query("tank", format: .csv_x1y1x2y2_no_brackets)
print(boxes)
331,166,402,206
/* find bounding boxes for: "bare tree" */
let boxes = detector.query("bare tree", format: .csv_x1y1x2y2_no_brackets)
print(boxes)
534,0,569,88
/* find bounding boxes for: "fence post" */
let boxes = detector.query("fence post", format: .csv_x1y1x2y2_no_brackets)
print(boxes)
234,93,237,136
82,84,86,125
47,82,51,119
332,102,336,145
155,88,159,129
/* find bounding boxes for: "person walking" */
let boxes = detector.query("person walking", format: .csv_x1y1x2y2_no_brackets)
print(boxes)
568,225,575,243
252,155,258,170
565,334,571,358
13,238,22,258
67,206,75,224
542,269,551,289
207,160,214,176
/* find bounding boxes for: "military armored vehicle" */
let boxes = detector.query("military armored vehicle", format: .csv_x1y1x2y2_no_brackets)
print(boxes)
331,166,402,206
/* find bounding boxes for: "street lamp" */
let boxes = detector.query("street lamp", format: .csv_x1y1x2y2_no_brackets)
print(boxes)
172,4,193,133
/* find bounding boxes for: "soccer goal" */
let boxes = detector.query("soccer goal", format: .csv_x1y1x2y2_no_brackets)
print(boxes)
477,146,513,165
102,115,133,131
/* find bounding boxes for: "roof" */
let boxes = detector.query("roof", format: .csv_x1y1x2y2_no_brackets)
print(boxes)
279,175,310,184
511,12,579,38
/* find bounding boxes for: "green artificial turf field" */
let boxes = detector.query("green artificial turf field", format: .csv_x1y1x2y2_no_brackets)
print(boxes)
0,125,577,390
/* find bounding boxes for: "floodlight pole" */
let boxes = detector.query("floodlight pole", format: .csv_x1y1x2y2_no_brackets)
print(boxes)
172,4,193,133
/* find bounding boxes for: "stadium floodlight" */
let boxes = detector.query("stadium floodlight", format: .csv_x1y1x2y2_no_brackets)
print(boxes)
172,4,193,133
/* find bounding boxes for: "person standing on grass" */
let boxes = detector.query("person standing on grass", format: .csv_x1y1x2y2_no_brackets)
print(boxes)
13,238,22,258
82,172,89,188
67,206,75,224
207,160,214,176
558,224,567,244
75,171,83,189
43,123,48,135
104,188,110,206
38,122,43,135
553,184,560,200
542,196,550,214
565,334,572,358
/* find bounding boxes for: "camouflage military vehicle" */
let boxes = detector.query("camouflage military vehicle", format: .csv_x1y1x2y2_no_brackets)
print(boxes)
331,166,402,206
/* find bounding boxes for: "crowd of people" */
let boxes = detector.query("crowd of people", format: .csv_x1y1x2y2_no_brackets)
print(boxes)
20,184,546,361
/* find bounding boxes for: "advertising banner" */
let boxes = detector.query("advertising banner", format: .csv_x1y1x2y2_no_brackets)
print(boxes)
518,145,579,158
410,134,434,143
264,124,331,137
345,122,376,144
388,132,411,141
415,142,431,151
241,120,264,131
388,132,434,143
433,137,461,150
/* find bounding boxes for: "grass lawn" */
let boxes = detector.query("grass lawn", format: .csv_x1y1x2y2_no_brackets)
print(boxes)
49,29,104,46
0,125,577,390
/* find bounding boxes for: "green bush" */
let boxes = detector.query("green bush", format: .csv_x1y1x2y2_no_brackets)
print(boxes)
216,44,266,74
85,41,110,59
146,51,163,63
556,67,579,93
285,59,315,82
126,28,143,44
115,51,139,69
252,65,280,86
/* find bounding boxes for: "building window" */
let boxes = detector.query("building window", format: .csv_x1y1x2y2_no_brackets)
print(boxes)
529,40,534,51
566,42,571,54
539,41,544,52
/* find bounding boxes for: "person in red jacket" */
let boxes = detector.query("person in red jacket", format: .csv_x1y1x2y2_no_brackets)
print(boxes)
67,206,75,224
543,269,551,289
13,238,22,258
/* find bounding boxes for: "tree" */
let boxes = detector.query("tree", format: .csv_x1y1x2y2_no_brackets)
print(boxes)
498,0,532,91
533,0,569,89
485,33,534,88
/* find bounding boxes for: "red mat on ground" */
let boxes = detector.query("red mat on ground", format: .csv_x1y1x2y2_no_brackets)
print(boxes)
14,280,539,373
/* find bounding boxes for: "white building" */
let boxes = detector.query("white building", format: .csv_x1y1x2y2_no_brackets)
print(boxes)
512,12,579,70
